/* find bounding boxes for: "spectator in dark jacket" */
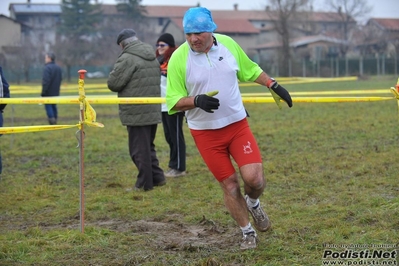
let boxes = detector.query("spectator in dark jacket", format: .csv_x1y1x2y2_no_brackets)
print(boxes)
41,52,62,125
108,28,165,191
0,66,10,176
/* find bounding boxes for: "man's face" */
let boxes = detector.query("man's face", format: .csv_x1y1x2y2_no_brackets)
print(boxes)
185,32,213,53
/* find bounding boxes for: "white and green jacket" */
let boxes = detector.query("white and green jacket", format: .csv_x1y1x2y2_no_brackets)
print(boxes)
166,33,263,130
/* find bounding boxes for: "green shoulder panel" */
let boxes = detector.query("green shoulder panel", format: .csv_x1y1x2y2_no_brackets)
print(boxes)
214,33,263,82
166,42,190,115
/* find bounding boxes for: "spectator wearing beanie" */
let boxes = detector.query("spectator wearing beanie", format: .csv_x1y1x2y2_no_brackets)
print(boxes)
116,28,137,46
155,33,187,178
157,33,175,48
108,28,166,191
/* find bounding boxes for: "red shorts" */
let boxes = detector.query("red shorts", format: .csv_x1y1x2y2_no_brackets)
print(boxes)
190,118,262,182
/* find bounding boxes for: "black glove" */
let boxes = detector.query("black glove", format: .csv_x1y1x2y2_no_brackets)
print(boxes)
194,94,220,113
268,78,293,108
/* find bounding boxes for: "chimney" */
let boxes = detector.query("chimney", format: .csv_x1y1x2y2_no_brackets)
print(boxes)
234,4,238,11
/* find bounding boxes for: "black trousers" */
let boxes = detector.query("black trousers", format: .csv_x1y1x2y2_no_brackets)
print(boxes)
127,124,165,190
161,112,186,171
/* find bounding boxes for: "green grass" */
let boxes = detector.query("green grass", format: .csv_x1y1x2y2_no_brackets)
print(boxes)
0,76,398,265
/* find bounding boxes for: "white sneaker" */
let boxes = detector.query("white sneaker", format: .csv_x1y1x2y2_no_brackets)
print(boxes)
164,169,186,178
245,195,271,232
240,232,257,250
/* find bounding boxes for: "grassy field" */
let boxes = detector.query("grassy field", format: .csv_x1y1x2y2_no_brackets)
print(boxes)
0,76,398,266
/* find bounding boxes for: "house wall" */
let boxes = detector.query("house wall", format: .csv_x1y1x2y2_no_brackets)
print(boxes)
162,22,185,46
221,34,259,55
12,12,60,51
0,17,21,53
306,40,337,60
140,17,169,43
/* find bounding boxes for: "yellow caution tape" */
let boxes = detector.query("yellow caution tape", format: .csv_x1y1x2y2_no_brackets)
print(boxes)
10,83,108,91
242,89,391,96
82,98,104,128
10,77,358,94
390,87,399,99
0,115,104,134
240,96,392,103
10,88,110,94
0,124,79,134
0,96,393,105
239,76,358,87
390,87,399,117
0,97,165,104
0,97,80,104
77,75,104,128
0,94,394,134
0,74,104,134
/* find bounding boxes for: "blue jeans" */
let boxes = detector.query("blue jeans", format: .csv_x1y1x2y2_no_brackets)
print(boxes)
44,104,58,119
0,111,3,174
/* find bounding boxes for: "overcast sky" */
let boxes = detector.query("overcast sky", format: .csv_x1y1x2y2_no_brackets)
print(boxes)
1,0,398,19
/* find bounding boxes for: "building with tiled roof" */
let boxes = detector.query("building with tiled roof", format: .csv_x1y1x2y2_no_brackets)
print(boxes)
8,3,61,55
141,5,354,56
137,5,266,51
3,2,394,78
5,2,355,53
353,18,399,57
368,18,399,32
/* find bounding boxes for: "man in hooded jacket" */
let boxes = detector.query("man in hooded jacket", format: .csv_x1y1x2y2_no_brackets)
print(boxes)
108,29,165,191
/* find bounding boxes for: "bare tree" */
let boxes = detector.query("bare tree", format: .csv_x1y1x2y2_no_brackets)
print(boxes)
97,2,154,69
113,0,155,43
4,36,43,83
354,24,388,56
55,0,103,81
20,38,44,82
324,0,372,55
267,0,310,76
55,36,94,82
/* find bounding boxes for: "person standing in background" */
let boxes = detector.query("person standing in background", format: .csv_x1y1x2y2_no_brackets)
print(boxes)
0,66,10,177
41,52,62,125
156,33,187,178
108,28,166,191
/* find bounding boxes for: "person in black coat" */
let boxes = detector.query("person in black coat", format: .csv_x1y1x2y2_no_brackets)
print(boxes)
41,52,62,125
0,66,10,176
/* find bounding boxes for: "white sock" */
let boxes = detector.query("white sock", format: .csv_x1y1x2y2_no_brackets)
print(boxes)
246,195,260,209
240,222,256,236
